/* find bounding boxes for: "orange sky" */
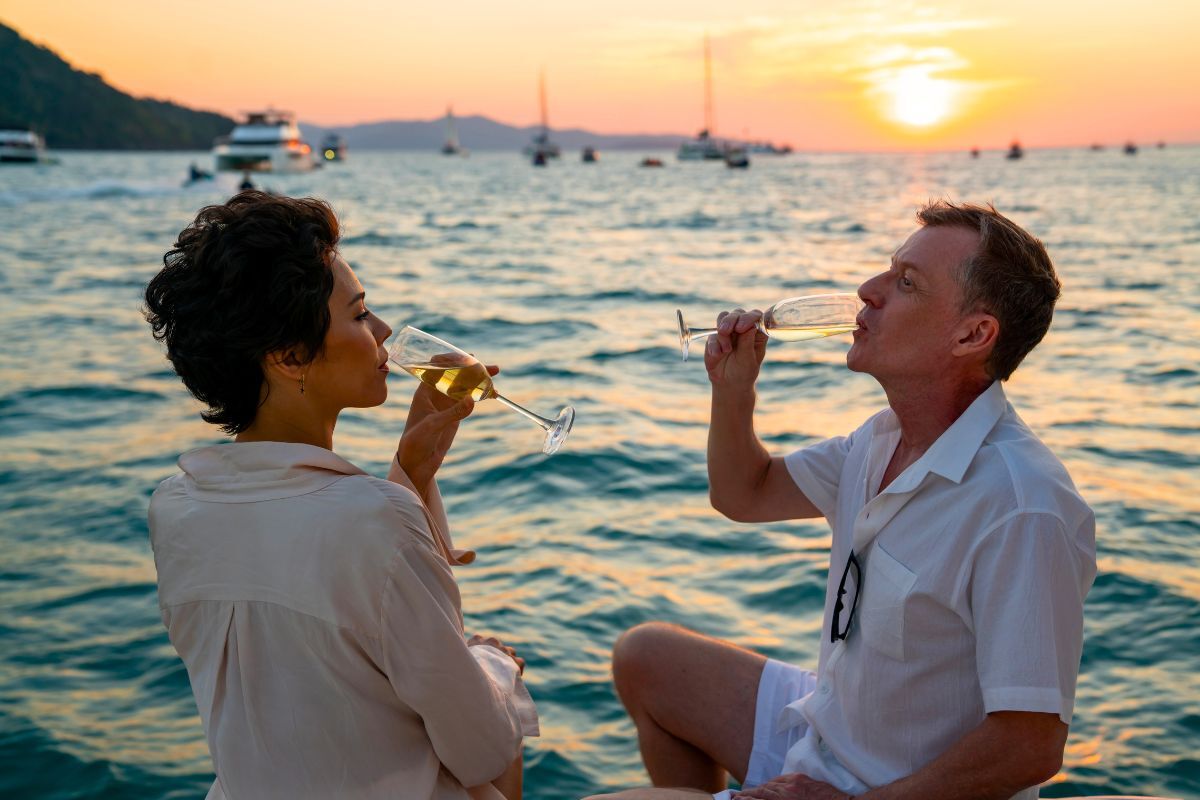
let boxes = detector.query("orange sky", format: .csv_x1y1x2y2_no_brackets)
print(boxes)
3,0,1198,150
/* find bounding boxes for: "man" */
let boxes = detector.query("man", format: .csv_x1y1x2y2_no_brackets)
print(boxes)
592,202,1096,800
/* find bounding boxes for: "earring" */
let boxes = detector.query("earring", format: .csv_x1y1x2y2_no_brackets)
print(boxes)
299,374,306,395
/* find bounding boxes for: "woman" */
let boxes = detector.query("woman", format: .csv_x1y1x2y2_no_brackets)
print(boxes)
144,191,536,800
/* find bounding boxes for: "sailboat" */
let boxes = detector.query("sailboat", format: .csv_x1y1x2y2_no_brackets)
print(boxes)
678,36,725,161
524,70,561,162
441,106,467,156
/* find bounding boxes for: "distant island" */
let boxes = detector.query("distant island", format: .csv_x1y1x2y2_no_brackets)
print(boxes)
0,22,236,150
1,20,690,153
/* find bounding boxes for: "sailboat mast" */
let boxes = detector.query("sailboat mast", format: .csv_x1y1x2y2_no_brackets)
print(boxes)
539,70,549,136
703,35,714,136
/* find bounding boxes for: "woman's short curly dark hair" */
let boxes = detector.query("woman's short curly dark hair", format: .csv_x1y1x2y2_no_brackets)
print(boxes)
145,190,341,434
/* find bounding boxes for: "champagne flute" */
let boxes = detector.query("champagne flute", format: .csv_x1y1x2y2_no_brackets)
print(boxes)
389,325,575,455
676,293,863,361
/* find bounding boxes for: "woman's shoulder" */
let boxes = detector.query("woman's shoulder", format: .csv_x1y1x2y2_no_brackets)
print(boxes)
340,474,442,552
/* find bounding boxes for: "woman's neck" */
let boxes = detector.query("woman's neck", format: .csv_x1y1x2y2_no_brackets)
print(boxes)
235,401,337,450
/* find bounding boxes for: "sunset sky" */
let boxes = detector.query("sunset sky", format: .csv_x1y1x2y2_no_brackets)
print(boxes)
3,0,1198,150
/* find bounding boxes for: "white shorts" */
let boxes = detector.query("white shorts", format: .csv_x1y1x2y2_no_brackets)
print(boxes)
712,658,817,800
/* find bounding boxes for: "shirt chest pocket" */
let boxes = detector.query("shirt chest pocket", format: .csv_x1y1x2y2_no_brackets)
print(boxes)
858,545,917,661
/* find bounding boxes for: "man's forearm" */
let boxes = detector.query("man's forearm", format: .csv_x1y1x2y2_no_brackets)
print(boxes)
859,712,1066,800
708,385,770,519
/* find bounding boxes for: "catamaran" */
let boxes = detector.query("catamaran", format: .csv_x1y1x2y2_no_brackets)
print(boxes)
441,106,467,155
678,36,726,161
524,71,561,162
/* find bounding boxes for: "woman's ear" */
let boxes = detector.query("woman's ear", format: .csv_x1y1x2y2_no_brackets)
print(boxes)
263,346,308,383
952,313,999,360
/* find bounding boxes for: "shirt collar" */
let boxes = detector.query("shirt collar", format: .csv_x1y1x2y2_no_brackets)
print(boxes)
878,380,1008,495
178,441,367,502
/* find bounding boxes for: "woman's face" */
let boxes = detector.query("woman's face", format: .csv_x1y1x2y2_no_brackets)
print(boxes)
303,254,393,412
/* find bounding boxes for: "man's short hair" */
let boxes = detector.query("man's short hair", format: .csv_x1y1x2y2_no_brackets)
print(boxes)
917,200,1060,381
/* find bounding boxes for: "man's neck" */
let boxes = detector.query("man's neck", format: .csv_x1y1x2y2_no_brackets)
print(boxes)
883,373,993,456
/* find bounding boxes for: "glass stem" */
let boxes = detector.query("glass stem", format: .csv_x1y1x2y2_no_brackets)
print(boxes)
687,322,769,341
494,393,553,431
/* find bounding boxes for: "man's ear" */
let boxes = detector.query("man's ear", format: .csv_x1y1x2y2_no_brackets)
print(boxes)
952,313,999,359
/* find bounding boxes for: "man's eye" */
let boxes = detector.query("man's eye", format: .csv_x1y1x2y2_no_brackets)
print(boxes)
900,275,913,288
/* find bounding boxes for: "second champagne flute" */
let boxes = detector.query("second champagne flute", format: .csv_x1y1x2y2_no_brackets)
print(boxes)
388,325,575,455
676,293,863,361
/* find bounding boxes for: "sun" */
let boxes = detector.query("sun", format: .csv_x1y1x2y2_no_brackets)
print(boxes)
877,66,958,128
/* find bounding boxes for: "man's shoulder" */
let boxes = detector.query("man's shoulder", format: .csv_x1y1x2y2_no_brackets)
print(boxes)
974,410,1091,524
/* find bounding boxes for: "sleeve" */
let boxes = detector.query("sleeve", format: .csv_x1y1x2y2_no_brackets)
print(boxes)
968,511,1089,725
380,535,525,786
782,432,854,520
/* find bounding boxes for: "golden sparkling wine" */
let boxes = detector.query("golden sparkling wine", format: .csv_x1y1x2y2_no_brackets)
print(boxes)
767,323,859,342
402,362,496,401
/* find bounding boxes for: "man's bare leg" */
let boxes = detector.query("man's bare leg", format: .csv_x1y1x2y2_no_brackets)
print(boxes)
612,622,767,792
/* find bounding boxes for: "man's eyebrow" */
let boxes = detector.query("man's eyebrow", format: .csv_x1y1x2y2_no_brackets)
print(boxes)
347,291,366,306
891,258,922,274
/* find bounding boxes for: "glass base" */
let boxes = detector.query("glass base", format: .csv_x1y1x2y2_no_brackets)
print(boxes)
676,309,691,361
542,406,575,455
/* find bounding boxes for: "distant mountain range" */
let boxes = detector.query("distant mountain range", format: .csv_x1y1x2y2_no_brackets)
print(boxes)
1,19,692,152
299,117,687,152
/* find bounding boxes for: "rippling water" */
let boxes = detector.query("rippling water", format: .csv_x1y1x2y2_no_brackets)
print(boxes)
1,148,1198,799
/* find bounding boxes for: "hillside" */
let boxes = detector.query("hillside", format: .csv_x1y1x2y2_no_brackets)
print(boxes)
0,21,235,150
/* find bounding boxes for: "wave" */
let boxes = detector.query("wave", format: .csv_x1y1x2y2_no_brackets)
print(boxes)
0,180,215,208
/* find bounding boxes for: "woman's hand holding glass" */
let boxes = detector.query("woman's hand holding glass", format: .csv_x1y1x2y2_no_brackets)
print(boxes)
395,358,500,493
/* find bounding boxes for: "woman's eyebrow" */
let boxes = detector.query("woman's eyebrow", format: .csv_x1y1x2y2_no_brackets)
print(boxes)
347,291,366,306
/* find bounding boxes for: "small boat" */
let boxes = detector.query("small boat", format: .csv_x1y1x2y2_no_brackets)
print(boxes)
0,129,48,163
582,146,598,163
321,134,347,162
970,147,980,158
523,71,561,161
1124,141,1138,155
213,110,314,173
1156,141,1166,149
441,107,467,156
748,141,792,155
1006,141,1024,160
724,146,750,168
640,157,664,168
183,162,214,186
1089,143,1104,151
678,37,727,161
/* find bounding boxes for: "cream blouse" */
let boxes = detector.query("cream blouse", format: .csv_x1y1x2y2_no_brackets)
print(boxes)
149,442,538,800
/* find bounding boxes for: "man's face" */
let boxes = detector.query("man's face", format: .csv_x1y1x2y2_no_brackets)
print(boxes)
847,225,982,384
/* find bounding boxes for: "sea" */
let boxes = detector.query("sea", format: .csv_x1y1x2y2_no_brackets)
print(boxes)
1,147,1197,800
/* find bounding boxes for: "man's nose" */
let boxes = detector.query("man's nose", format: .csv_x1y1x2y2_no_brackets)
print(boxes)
858,272,885,307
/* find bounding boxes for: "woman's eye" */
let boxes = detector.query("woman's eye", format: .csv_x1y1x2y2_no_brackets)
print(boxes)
356,309,371,321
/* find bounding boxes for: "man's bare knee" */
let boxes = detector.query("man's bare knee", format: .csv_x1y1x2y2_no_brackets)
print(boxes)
613,622,690,705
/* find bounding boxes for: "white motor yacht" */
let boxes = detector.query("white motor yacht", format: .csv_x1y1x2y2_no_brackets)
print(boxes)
213,111,314,173
0,129,48,163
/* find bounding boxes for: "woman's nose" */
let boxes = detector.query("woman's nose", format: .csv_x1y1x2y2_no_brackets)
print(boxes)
375,317,393,344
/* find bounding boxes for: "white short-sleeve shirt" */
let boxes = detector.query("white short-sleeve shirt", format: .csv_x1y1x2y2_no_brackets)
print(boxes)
778,381,1096,798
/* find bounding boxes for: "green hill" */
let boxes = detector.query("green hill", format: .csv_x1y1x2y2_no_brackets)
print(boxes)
0,21,236,150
